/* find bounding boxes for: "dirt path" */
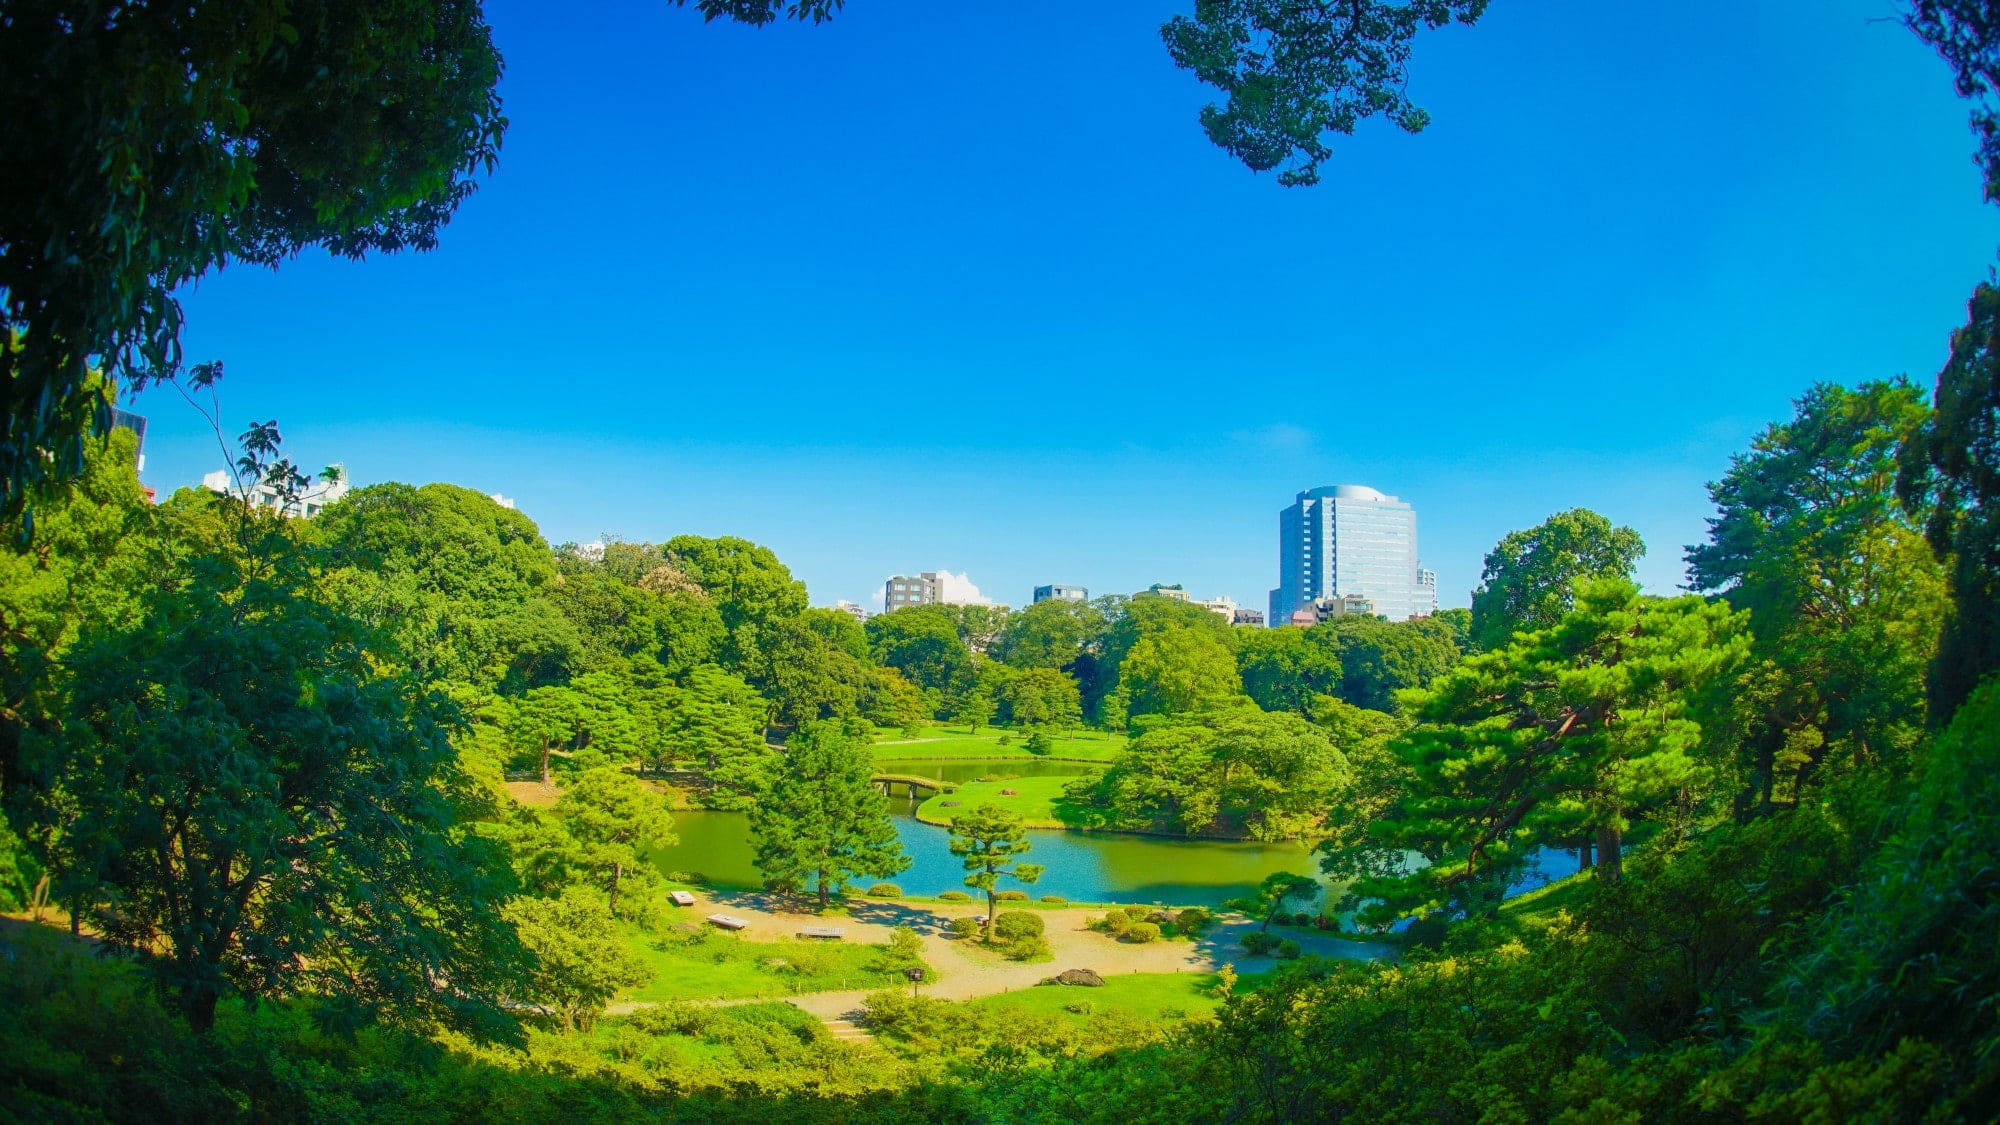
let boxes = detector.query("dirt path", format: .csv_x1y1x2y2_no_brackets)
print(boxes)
606,889,1395,1019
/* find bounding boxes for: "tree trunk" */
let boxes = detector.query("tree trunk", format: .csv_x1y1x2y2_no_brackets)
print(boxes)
609,861,623,918
1577,834,1594,874
184,985,220,1036
818,871,830,913
987,888,998,927
1594,823,1624,883
540,741,552,786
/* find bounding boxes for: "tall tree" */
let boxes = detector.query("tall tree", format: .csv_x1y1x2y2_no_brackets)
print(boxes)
1235,626,1343,715
1900,284,2000,720
1689,380,1944,812
1361,579,1747,923
945,804,1045,926
508,886,651,1033
8,453,527,1038
663,665,777,808
554,767,677,919
993,597,1107,670
1120,628,1245,721
748,717,908,912
866,606,977,695
514,685,582,786
1470,509,1646,651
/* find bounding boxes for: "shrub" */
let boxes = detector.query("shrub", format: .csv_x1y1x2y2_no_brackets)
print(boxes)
996,734,1014,745
939,891,972,902
1124,905,1153,921
1125,922,1162,944
992,911,1045,942
996,890,1029,901
874,926,924,971
1098,911,1132,935
1294,911,1316,927
1277,939,1302,960
1040,895,1067,904
1313,914,1338,931
1174,907,1210,932
865,883,903,898
1024,729,1054,756
948,917,982,940
1004,935,1052,962
666,870,710,885
1157,921,1179,939
1241,931,1279,955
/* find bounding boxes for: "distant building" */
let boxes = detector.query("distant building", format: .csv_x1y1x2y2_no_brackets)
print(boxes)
831,599,872,624
1285,592,1379,628
1269,484,1432,624
1233,608,1266,627
1418,568,1439,616
201,463,351,518
1193,594,1238,620
1137,583,1192,602
1033,584,1088,604
490,493,517,510
884,572,941,612
111,407,147,473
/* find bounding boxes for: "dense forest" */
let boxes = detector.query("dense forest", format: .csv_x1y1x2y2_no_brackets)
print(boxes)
4,0,2000,1120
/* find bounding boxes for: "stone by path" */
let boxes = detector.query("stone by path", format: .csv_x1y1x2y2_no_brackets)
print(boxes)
606,888,1396,1019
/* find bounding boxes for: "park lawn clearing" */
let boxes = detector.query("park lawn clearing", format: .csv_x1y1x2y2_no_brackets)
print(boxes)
915,775,1081,829
621,928,922,1003
872,725,1125,762
968,971,1234,1024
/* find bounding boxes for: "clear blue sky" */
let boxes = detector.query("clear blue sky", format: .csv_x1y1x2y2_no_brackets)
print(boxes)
141,0,1999,612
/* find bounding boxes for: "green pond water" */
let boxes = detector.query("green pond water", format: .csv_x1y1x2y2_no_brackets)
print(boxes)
652,758,1323,908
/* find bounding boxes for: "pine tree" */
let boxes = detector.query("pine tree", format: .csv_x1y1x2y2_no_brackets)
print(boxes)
748,717,908,912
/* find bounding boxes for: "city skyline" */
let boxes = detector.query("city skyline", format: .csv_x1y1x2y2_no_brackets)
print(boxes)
121,0,2000,621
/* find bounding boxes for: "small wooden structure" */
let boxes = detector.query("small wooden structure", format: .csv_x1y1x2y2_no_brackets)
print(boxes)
797,925,847,940
707,913,750,931
669,890,697,907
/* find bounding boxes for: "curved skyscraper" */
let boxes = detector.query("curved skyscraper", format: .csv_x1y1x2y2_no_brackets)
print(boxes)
1269,484,1433,623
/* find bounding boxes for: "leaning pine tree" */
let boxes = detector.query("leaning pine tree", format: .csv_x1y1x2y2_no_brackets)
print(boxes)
748,717,908,912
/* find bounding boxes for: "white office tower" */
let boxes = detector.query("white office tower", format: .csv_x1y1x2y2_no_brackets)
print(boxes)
1268,485,1431,623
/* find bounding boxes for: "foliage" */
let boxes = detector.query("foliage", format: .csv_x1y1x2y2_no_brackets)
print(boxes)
1900,284,2000,718
6,449,527,1039
1359,580,1747,923
945,803,1045,924
1125,922,1162,944
554,767,676,919
992,597,1107,670
1690,380,1944,811
0,2,504,518
747,717,907,911
1235,626,1343,714
867,606,977,696
1070,706,1349,838
866,883,903,898
992,911,1046,943
1470,508,1645,651
1119,628,1246,721
509,887,651,1032
1161,0,1488,187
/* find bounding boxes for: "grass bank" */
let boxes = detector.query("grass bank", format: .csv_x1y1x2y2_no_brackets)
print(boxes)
872,724,1125,763
913,775,1081,829
967,970,1240,1024
621,927,923,1003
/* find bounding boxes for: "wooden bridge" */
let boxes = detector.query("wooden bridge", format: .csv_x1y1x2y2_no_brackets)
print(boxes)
872,773,947,798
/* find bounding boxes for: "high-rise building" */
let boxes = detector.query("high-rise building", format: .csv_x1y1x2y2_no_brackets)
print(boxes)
1033,584,1088,604
111,407,147,472
884,573,940,612
201,463,351,518
1269,484,1431,623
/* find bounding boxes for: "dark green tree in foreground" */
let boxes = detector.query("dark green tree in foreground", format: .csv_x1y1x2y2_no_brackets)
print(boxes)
1901,283,2000,719
946,804,1045,927
1360,579,1747,922
555,767,677,919
748,717,907,912
1470,509,1645,652
7,436,527,1038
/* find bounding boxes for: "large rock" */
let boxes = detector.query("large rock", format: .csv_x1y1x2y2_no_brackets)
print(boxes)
1053,968,1106,987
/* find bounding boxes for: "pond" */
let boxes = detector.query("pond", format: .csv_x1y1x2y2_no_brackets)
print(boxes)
651,758,1586,911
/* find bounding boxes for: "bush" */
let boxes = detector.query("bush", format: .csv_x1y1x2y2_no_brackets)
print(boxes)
1125,922,1161,944
1097,911,1132,935
1241,931,1279,955
1024,729,1053,756
996,734,1014,745
992,911,1045,942
996,890,1029,901
1294,911,1316,927
1124,905,1153,921
1004,935,1052,962
865,883,902,898
1174,907,1210,932
666,870,710,885
1040,895,1067,904
939,891,972,902
1277,939,1302,960
1157,921,1179,939
948,917,982,939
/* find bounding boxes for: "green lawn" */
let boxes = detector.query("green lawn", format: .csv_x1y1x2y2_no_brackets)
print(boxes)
872,724,1125,762
914,775,1084,829
967,970,1238,1024
621,927,925,1003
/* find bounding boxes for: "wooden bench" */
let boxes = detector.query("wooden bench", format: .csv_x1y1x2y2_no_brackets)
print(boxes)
706,914,750,931
797,926,847,940
669,890,697,907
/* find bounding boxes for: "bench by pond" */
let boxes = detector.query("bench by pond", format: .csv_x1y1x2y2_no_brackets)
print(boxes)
797,926,846,940
669,890,697,907
707,914,750,930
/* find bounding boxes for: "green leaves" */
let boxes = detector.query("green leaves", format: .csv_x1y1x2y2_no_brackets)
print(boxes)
747,717,907,911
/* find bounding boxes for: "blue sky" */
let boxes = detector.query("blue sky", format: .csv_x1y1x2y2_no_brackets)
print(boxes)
141,0,1999,612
